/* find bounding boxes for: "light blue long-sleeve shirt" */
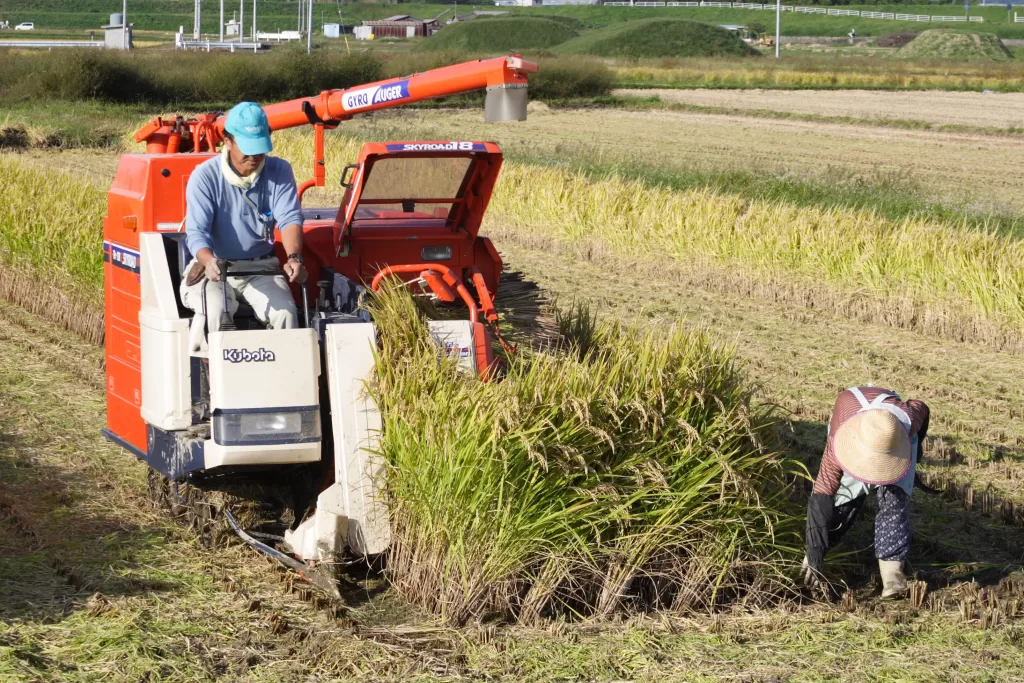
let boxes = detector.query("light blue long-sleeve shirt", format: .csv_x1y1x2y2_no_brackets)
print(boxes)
185,155,304,260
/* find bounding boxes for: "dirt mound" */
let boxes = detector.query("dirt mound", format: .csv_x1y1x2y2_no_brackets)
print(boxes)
557,19,759,59
898,30,1013,62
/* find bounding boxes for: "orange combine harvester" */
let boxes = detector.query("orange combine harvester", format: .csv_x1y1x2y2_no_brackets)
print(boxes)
102,56,537,583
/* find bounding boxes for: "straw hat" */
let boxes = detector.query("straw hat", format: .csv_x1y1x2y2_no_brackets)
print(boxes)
833,409,912,485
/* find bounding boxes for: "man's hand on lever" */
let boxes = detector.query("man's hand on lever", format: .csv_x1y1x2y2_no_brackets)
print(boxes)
284,257,306,284
196,248,222,282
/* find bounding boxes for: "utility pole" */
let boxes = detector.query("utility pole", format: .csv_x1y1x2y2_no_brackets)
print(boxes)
252,0,257,42
194,0,202,40
239,0,244,41
298,0,304,33
220,0,224,41
307,0,313,54
775,0,780,58
123,0,128,50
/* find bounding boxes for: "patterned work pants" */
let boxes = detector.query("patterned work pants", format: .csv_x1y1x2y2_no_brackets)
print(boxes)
875,485,911,561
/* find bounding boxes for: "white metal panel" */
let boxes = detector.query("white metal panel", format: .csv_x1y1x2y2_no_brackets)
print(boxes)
204,438,320,468
140,313,191,430
139,234,191,430
322,323,391,556
208,328,320,411
139,233,181,318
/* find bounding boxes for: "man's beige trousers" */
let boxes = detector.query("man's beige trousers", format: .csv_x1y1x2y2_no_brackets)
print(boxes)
180,257,298,338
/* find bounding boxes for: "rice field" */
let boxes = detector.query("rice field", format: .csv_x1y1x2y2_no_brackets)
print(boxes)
338,108,1024,214
2,83,1024,679
616,88,1024,129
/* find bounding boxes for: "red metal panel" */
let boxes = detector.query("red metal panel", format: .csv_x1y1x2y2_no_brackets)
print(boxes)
104,155,209,454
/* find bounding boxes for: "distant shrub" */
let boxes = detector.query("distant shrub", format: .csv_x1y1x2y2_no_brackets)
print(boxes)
530,57,613,99
0,49,384,105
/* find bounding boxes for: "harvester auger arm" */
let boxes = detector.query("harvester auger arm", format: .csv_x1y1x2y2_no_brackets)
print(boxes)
134,53,537,155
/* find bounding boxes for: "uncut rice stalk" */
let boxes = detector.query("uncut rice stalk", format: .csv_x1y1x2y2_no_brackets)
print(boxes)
366,284,799,625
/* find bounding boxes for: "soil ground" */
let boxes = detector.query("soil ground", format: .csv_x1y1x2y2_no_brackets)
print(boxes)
616,88,1024,129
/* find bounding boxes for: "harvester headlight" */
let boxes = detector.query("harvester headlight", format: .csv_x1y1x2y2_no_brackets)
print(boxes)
421,246,452,261
213,408,321,446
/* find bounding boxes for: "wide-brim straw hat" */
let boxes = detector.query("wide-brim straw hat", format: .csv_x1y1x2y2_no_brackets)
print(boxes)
833,408,912,486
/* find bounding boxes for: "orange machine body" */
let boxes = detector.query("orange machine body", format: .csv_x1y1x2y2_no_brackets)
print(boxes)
104,141,506,455
107,54,537,455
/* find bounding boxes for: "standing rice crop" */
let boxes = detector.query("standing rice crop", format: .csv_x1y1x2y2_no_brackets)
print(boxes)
0,155,106,342
483,163,1024,347
368,285,800,624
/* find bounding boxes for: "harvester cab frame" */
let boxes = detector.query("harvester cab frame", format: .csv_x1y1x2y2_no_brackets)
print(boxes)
101,56,537,579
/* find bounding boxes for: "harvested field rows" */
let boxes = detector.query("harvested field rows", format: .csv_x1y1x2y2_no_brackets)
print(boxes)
3,304,1024,681
346,108,1024,211
617,87,1024,129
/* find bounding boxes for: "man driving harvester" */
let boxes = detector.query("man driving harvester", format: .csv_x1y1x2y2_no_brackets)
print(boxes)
803,386,930,599
180,101,307,347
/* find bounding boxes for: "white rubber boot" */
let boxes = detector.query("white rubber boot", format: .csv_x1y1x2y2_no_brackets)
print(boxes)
879,559,907,599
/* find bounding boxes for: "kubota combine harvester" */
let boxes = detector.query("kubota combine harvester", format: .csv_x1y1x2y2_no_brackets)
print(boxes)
102,56,537,583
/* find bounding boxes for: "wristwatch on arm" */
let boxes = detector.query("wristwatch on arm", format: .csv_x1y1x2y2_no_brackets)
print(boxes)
287,253,304,264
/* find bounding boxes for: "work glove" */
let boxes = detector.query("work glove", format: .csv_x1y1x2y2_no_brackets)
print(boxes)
204,258,223,282
801,549,825,588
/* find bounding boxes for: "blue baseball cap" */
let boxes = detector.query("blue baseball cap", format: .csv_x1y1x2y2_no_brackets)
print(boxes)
224,102,272,155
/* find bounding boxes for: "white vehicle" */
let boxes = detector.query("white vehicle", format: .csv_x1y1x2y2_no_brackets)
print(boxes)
14,22,34,31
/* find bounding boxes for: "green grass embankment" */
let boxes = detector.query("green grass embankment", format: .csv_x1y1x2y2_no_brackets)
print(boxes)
557,18,758,58
417,16,578,52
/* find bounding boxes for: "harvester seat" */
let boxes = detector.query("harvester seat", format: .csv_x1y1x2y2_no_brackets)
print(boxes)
167,236,262,326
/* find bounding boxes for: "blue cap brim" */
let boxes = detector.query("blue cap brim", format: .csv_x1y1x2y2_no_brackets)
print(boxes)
235,135,272,156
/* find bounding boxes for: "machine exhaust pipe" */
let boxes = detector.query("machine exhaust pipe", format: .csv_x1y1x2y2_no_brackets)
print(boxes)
485,85,529,122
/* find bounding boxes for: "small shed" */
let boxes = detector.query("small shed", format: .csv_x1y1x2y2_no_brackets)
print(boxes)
102,13,133,50
361,15,442,39
324,23,341,38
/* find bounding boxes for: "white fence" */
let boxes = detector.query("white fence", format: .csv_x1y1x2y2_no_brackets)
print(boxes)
1017,12,1024,22
600,1,985,22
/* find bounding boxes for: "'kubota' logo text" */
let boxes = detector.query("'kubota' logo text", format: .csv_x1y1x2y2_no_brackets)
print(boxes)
223,348,276,363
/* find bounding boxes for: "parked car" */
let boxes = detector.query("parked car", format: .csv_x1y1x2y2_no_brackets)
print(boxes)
14,22,34,31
